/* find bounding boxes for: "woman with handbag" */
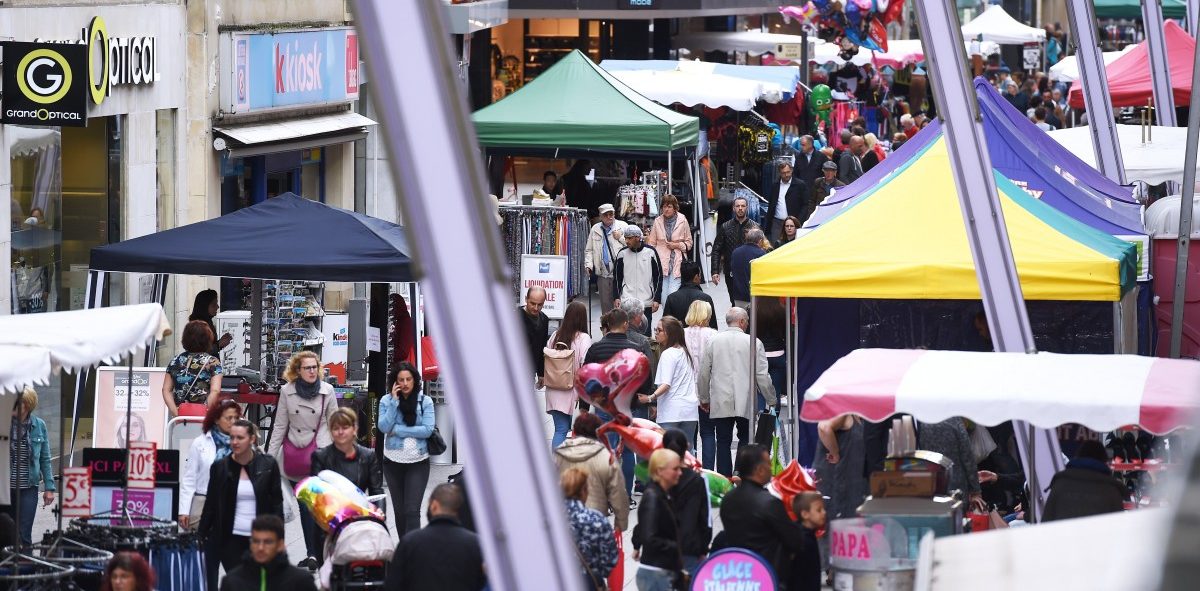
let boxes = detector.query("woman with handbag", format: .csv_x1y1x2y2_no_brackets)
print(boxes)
632,448,685,591
378,361,436,535
179,399,242,531
545,301,592,450
265,351,337,569
198,419,283,591
645,194,693,302
162,320,225,416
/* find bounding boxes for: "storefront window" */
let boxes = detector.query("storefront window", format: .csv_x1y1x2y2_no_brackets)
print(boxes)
156,110,178,365
9,125,62,315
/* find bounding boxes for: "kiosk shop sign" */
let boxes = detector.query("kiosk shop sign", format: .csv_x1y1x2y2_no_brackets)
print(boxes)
225,27,359,113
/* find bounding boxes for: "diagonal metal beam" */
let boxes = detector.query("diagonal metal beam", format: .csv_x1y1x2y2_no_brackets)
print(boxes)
1170,9,1200,359
1143,0,1178,127
1066,0,1127,184
352,1,582,589
913,0,1062,523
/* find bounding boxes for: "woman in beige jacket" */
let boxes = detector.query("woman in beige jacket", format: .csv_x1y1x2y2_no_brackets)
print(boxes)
266,350,337,568
645,194,693,303
553,412,630,531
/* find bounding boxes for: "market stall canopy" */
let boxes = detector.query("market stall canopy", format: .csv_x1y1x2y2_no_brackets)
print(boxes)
1049,44,1135,83
606,69,777,110
960,4,1047,44
0,303,171,393
923,508,1170,590
753,136,1137,301
1068,20,1194,109
473,50,699,155
801,349,1200,434
599,59,801,100
7,126,60,157
1048,124,1200,186
1094,0,1186,18
1145,195,1200,239
673,31,989,70
89,193,413,282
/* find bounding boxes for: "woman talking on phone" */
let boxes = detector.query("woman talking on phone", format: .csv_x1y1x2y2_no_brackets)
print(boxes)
378,362,435,535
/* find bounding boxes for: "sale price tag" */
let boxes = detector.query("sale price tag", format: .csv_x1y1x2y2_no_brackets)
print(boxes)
61,467,92,518
111,489,156,526
126,441,157,490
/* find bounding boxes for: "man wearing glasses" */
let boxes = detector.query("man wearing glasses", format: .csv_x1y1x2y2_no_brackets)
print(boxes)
584,203,628,315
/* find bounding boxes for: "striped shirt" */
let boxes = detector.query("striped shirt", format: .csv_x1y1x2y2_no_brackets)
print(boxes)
10,420,32,489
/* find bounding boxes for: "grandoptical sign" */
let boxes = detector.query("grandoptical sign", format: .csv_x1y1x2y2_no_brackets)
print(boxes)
1,42,88,126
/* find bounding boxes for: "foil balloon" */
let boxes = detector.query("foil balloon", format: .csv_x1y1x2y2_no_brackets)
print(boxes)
574,348,649,422
767,460,820,525
702,470,733,507
295,473,385,533
779,2,818,22
881,0,905,24
810,84,833,129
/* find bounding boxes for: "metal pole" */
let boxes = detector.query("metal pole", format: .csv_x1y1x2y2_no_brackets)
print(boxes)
352,1,582,589
784,296,793,463
748,297,758,445
1142,0,1177,128
1066,0,1127,184
913,0,1063,522
1189,0,1200,34
1169,21,1200,358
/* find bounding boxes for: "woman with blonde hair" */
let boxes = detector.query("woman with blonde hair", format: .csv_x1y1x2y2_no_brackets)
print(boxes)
684,300,719,470
7,387,55,544
265,350,336,569
862,133,886,172
632,448,684,591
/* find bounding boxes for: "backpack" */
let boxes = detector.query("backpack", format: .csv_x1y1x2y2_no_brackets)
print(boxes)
542,338,577,390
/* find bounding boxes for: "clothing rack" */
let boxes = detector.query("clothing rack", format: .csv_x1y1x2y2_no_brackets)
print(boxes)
498,204,588,301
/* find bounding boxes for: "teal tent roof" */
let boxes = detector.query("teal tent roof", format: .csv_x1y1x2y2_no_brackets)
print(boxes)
473,50,699,155
1094,0,1186,18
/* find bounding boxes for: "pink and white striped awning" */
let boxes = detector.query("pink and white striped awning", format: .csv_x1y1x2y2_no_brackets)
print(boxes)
802,349,1200,434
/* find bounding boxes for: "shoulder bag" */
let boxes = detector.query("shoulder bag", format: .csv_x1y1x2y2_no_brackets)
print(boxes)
420,395,448,456
282,393,327,481
543,338,578,390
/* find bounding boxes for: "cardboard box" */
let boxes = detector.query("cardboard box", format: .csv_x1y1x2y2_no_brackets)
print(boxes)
870,471,936,498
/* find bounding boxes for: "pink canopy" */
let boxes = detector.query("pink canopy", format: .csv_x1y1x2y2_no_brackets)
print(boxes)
1068,20,1195,109
802,349,1200,434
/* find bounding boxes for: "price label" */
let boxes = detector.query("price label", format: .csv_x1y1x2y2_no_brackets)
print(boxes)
111,489,155,526
61,467,92,518
126,441,157,490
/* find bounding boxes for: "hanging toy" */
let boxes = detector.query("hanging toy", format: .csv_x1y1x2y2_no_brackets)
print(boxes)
810,84,834,130
881,0,905,25
767,460,823,534
574,348,649,422
295,471,385,534
779,2,819,22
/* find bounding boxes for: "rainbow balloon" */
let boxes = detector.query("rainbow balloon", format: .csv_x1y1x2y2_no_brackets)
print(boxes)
295,471,384,533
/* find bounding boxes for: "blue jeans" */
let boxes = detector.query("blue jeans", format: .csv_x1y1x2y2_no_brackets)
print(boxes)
698,407,716,471
6,487,38,544
636,566,675,591
659,421,697,450
549,410,572,450
713,416,750,477
661,275,682,304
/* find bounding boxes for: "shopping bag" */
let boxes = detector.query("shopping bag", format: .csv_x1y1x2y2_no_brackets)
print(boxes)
967,511,991,533
753,410,776,447
607,530,624,591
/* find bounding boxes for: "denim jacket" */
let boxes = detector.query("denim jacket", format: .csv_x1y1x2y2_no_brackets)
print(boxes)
26,416,55,492
377,393,435,454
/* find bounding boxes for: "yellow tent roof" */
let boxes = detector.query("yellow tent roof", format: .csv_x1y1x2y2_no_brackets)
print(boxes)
750,137,1136,301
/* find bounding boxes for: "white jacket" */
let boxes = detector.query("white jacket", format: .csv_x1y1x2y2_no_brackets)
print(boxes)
584,219,628,278
180,431,217,512
698,327,777,419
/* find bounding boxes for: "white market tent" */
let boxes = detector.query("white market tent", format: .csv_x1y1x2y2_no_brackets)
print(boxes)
916,508,1171,590
1048,124,1200,186
960,4,1047,45
1048,44,1136,83
0,303,172,393
673,30,993,70
802,349,1200,434
607,69,781,110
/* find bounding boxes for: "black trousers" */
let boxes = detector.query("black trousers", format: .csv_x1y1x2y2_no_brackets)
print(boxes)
382,458,431,536
206,533,249,591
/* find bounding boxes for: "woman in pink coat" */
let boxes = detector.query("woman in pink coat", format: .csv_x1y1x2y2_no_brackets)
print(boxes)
646,194,693,302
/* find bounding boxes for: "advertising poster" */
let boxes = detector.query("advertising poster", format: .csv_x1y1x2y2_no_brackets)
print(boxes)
322,313,349,383
519,255,569,319
83,447,179,520
94,367,170,449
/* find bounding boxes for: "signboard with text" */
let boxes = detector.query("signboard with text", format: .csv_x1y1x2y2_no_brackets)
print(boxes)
519,255,569,319
94,367,170,449
1,42,89,126
61,467,92,518
690,548,777,591
224,27,359,114
126,441,157,489
83,447,179,520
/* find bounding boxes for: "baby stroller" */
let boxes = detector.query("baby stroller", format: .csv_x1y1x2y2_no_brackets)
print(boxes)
319,514,393,590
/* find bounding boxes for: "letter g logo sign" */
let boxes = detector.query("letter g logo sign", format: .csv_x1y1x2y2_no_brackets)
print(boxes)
16,48,72,105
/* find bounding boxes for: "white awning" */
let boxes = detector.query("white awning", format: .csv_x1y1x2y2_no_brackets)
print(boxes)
214,111,377,156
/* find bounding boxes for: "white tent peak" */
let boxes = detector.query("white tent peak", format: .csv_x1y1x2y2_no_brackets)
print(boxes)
961,4,1047,45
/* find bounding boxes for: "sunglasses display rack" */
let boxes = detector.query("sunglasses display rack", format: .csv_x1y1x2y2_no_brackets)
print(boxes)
255,280,326,384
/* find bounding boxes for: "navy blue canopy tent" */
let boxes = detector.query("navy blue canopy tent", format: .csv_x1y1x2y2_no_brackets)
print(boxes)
90,193,413,282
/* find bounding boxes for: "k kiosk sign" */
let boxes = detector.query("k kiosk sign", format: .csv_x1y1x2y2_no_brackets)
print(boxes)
222,27,360,114
1,42,89,126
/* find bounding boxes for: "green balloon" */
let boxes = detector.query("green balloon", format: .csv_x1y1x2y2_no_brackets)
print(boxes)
811,84,833,128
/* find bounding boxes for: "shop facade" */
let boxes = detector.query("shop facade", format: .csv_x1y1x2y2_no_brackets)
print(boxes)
0,2,187,459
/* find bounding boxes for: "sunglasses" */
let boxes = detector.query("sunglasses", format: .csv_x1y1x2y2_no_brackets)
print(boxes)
301,365,320,371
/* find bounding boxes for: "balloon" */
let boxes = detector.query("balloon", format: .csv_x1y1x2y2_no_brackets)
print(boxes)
767,460,820,523
868,17,889,52
779,2,818,22
810,84,834,129
316,469,372,509
597,420,700,466
702,469,733,507
295,474,385,533
574,349,649,421
881,0,905,24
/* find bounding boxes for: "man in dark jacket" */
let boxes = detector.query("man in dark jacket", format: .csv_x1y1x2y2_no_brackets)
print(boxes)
663,261,717,329
710,197,760,306
729,229,768,309
793,135,827,199
764,161,808,242
662,430,711,574
1042,440,1127,522
220,515,317,591
720,444,806,584
386,484,486,591
520,286,549,388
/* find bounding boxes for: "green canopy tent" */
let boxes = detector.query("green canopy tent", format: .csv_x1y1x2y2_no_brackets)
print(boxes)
473,49,699,157
1093,0,1186,18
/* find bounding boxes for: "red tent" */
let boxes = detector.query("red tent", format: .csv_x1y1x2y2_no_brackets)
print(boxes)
1068,20,1195,109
